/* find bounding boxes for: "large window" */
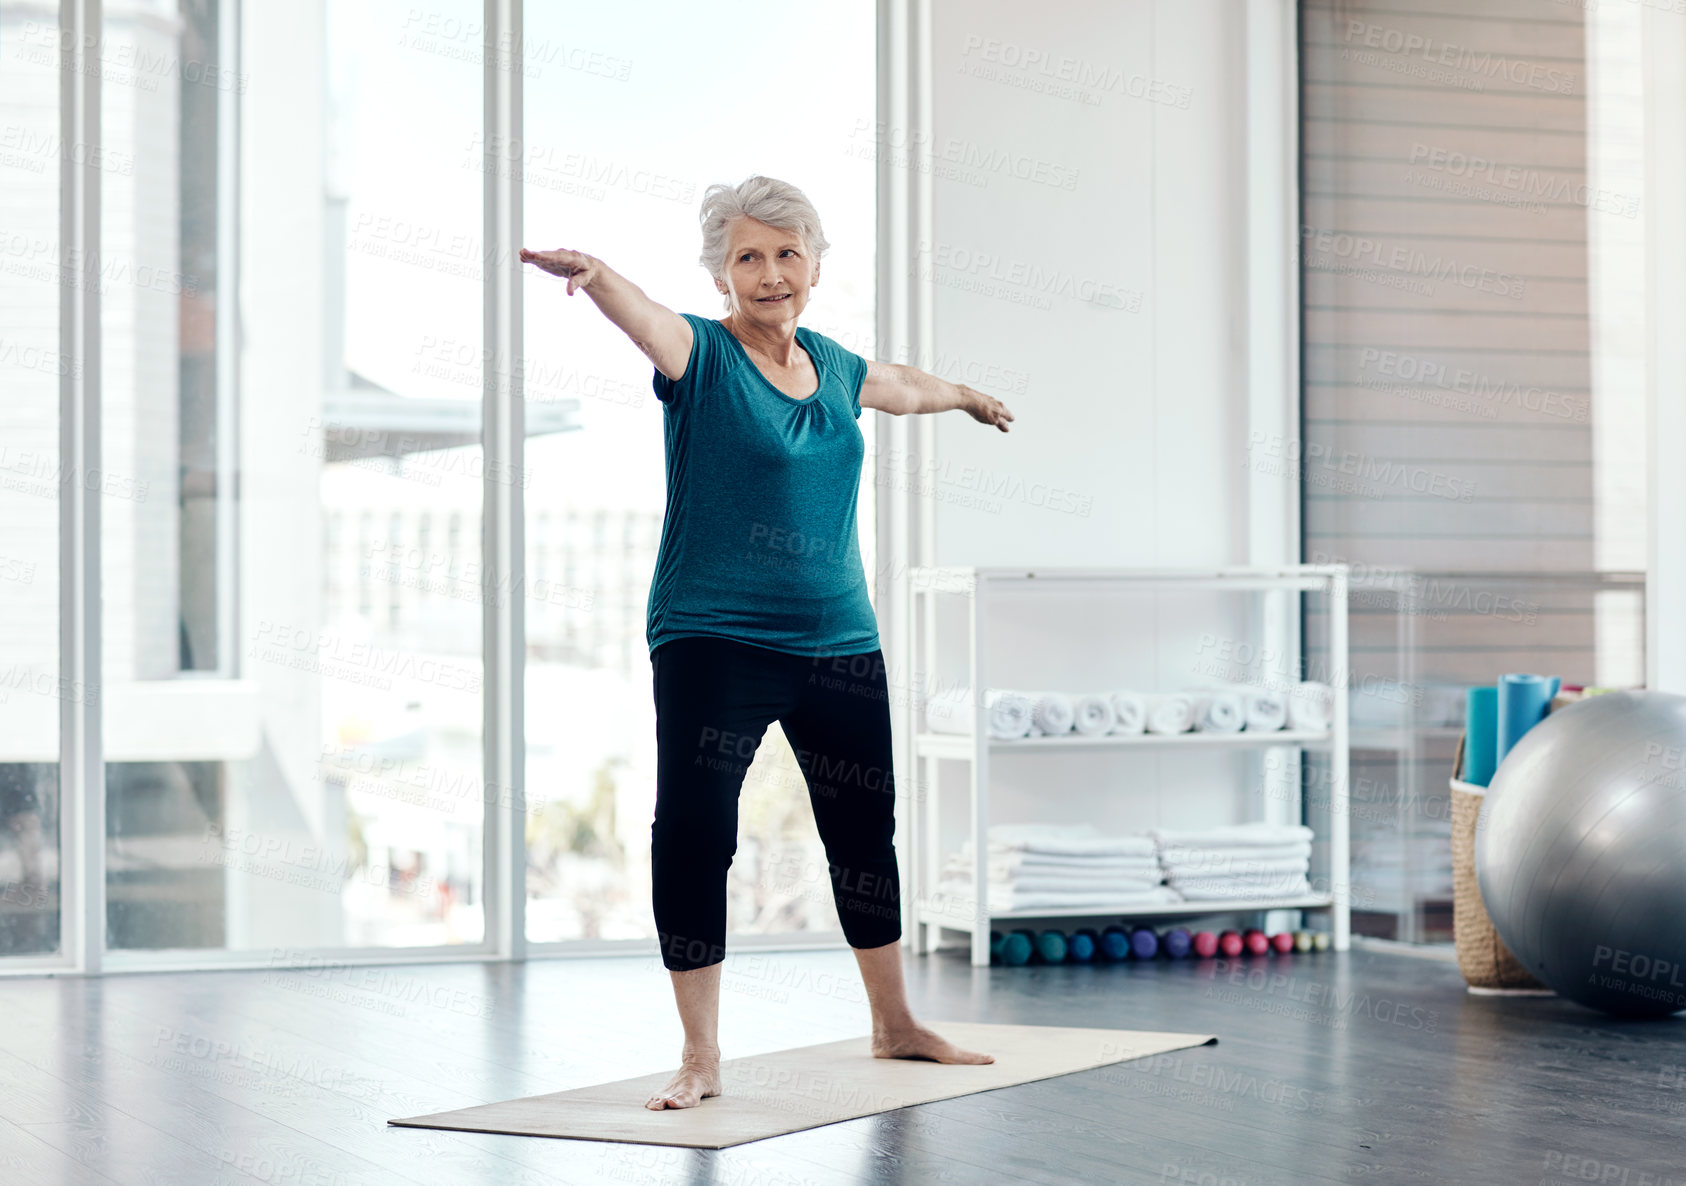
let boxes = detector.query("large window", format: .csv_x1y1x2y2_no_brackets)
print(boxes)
98,0,488,955
3,0,879,971
0,0,64,958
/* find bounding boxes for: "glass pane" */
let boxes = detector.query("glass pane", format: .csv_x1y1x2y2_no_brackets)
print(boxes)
0,1,65,956
1297,1,1648,943
520,1,877,944
102,0,485,951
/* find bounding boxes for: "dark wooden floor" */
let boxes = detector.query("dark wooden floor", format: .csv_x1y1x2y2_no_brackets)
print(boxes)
0,944,1682,1185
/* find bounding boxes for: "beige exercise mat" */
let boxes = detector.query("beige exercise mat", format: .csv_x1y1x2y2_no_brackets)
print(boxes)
389,1020,1217,1150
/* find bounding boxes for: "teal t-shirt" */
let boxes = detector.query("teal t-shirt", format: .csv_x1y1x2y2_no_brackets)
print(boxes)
645,313,880,659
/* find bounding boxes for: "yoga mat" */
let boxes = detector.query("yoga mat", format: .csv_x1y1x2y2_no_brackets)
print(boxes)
1463,685,1498,787
390,1022,1218,1150
1496,673,1560,764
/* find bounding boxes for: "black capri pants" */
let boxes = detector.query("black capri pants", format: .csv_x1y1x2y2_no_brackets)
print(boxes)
650,635,903,971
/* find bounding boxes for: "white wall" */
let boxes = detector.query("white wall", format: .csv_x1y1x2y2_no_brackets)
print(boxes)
927,0,1256,571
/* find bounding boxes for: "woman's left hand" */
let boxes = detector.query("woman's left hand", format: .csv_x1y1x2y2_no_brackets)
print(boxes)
963,386,1014,432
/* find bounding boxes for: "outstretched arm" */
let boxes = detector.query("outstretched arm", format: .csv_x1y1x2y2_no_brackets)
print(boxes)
860,360,1014,432
519,246,693,381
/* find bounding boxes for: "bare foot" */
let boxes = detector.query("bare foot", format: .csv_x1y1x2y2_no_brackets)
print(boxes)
645,1054,722,1110
872,1025,995,1064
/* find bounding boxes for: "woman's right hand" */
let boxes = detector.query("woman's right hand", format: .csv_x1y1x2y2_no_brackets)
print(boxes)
519,246,599,295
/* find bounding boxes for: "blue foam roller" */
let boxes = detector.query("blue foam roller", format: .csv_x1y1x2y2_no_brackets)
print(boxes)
1463,685,1498,787
1068,929,1097,962
1100,926,1132,961
1129,926,1159,960
1497,673,1560,765
1037,929,1069,964
1000,931,1033,966
1162,927,1193,959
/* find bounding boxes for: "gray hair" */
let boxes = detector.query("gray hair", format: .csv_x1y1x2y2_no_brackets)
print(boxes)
697,175,830,311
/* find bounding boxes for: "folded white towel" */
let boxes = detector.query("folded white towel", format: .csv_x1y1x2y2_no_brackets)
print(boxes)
1150,823,1315,849
1191,691,1245,734
973,874,1167,896
1286,681,1335,732
1146,693,1196,735
1163,855,1309,878
946,855,1163,882
962,823,1158,858
1072,694,1117,736
1108,691,1146,734
944,857,1166,884
950,850,1162,872
936,879,1182,913
1159,844,1311,869
923,687,1035,740
1170,875,1313,902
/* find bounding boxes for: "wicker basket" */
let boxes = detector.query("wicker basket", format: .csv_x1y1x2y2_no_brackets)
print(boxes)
1450,730,1548,991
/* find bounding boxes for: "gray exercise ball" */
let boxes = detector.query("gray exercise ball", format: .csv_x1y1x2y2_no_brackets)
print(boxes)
1475,689,1686,1018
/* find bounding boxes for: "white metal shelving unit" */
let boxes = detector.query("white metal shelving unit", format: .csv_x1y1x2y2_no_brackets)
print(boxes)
902,565,1351,967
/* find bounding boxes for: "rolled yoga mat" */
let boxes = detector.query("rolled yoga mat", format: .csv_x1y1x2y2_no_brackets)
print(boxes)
1496,673,1560,765
1463,685,1499,787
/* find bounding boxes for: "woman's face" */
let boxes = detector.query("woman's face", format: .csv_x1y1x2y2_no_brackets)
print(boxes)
717,217,816,328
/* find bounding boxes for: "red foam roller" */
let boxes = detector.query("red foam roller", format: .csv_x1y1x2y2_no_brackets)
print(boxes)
1218,930,1243,957
1192,930,1219,958
1270,932,1295,954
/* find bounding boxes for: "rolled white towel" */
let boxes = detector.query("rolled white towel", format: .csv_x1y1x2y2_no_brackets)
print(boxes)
923,687,1035,739
1201,680,1288,731
1146,693,1196,735
1108,691,1146,734
1239,687,1287,731
1072,694,1118,736
1286,681,1335,732
1027,691,1076,736
1191,690,1245,734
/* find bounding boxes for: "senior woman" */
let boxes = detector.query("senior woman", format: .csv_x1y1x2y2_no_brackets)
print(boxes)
520,175,1013,1112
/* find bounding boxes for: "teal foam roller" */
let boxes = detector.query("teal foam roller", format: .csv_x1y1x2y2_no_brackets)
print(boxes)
1037,929,1068,964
